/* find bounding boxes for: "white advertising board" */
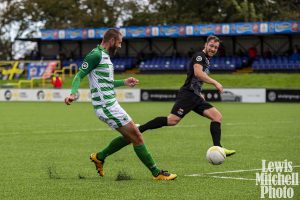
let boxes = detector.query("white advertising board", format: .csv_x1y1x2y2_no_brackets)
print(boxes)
0,89,141,102
221,88,266,103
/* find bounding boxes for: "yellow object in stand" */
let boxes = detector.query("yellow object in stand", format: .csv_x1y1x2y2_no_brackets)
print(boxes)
18,79,33,88
63,63,78,77
53,64,78,79
41,64,78,88
11,63,78,88
0,61,24,80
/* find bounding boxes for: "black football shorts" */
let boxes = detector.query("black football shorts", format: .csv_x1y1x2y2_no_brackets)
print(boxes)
171,89,213,118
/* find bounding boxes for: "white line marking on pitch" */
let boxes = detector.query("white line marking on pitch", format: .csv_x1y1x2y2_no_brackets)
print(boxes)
211,176,256,181
185,174,255,181
185,165,300,181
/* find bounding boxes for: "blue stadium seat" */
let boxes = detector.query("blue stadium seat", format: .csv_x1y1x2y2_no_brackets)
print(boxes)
252,56,299,71
139,57,189,71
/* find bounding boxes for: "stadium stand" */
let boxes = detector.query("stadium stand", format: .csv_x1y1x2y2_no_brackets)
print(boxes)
61,57,136,72
12,21,299,75
111,57,136,71
209,56,246,72
252,56,300,71
47,55,300,73
138,56,247,72
139,57,188,71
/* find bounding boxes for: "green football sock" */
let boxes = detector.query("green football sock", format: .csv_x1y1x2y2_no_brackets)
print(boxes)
134,144,161,176
97,136,129,161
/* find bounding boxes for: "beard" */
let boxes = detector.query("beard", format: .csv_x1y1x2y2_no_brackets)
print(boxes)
204,48,215,57
109,46,118,57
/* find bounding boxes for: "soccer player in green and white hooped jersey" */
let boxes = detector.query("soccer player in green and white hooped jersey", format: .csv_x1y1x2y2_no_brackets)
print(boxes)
64,29,177,180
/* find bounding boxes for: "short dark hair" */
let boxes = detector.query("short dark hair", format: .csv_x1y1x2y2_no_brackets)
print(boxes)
207,35,221,43
103,28,122,42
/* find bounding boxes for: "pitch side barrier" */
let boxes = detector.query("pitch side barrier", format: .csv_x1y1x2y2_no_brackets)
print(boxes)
0,89,140,102
140,89,300,103
0,89,299,103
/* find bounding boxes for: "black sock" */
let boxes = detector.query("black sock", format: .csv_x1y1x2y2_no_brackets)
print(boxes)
139,117,168,133
210,121,222,147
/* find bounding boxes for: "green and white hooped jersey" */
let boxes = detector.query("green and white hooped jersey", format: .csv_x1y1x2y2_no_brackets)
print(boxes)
80,45,116,107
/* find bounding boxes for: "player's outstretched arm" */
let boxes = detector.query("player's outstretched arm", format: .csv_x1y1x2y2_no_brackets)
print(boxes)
114,77,139,88
64,72,84,105
194,64,224,93
64,51,99,106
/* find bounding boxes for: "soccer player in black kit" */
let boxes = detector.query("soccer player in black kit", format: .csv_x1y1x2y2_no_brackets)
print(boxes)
139,35,236,156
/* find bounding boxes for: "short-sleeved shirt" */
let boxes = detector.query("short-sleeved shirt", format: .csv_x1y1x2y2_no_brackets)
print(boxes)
79,45,116,107
180,51,210,96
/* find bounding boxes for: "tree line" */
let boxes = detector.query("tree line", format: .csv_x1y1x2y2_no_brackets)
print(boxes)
0,0,299,59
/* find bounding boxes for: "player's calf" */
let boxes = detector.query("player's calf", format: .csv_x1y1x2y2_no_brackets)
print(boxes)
138,116,168,133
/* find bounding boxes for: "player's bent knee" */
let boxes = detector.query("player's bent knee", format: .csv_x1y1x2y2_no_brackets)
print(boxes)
133,132,144,145
213,113,222,123
167,117,180,126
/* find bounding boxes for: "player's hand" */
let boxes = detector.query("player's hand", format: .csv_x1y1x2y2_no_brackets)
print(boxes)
64,94,76,105
124,77,139,87
214,82,224,93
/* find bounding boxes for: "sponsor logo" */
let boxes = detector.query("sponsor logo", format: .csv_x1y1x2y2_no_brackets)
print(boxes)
221,91,242,102
81,62,88,69
53,92,62,99
205,91,219,101
196,56,202,62
267,90,300,102
268,91,276,102
37,90,45,100
141,91,149,101
125,92,135,99
177,108,184,115
4,90,12,101
19,92,27,98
